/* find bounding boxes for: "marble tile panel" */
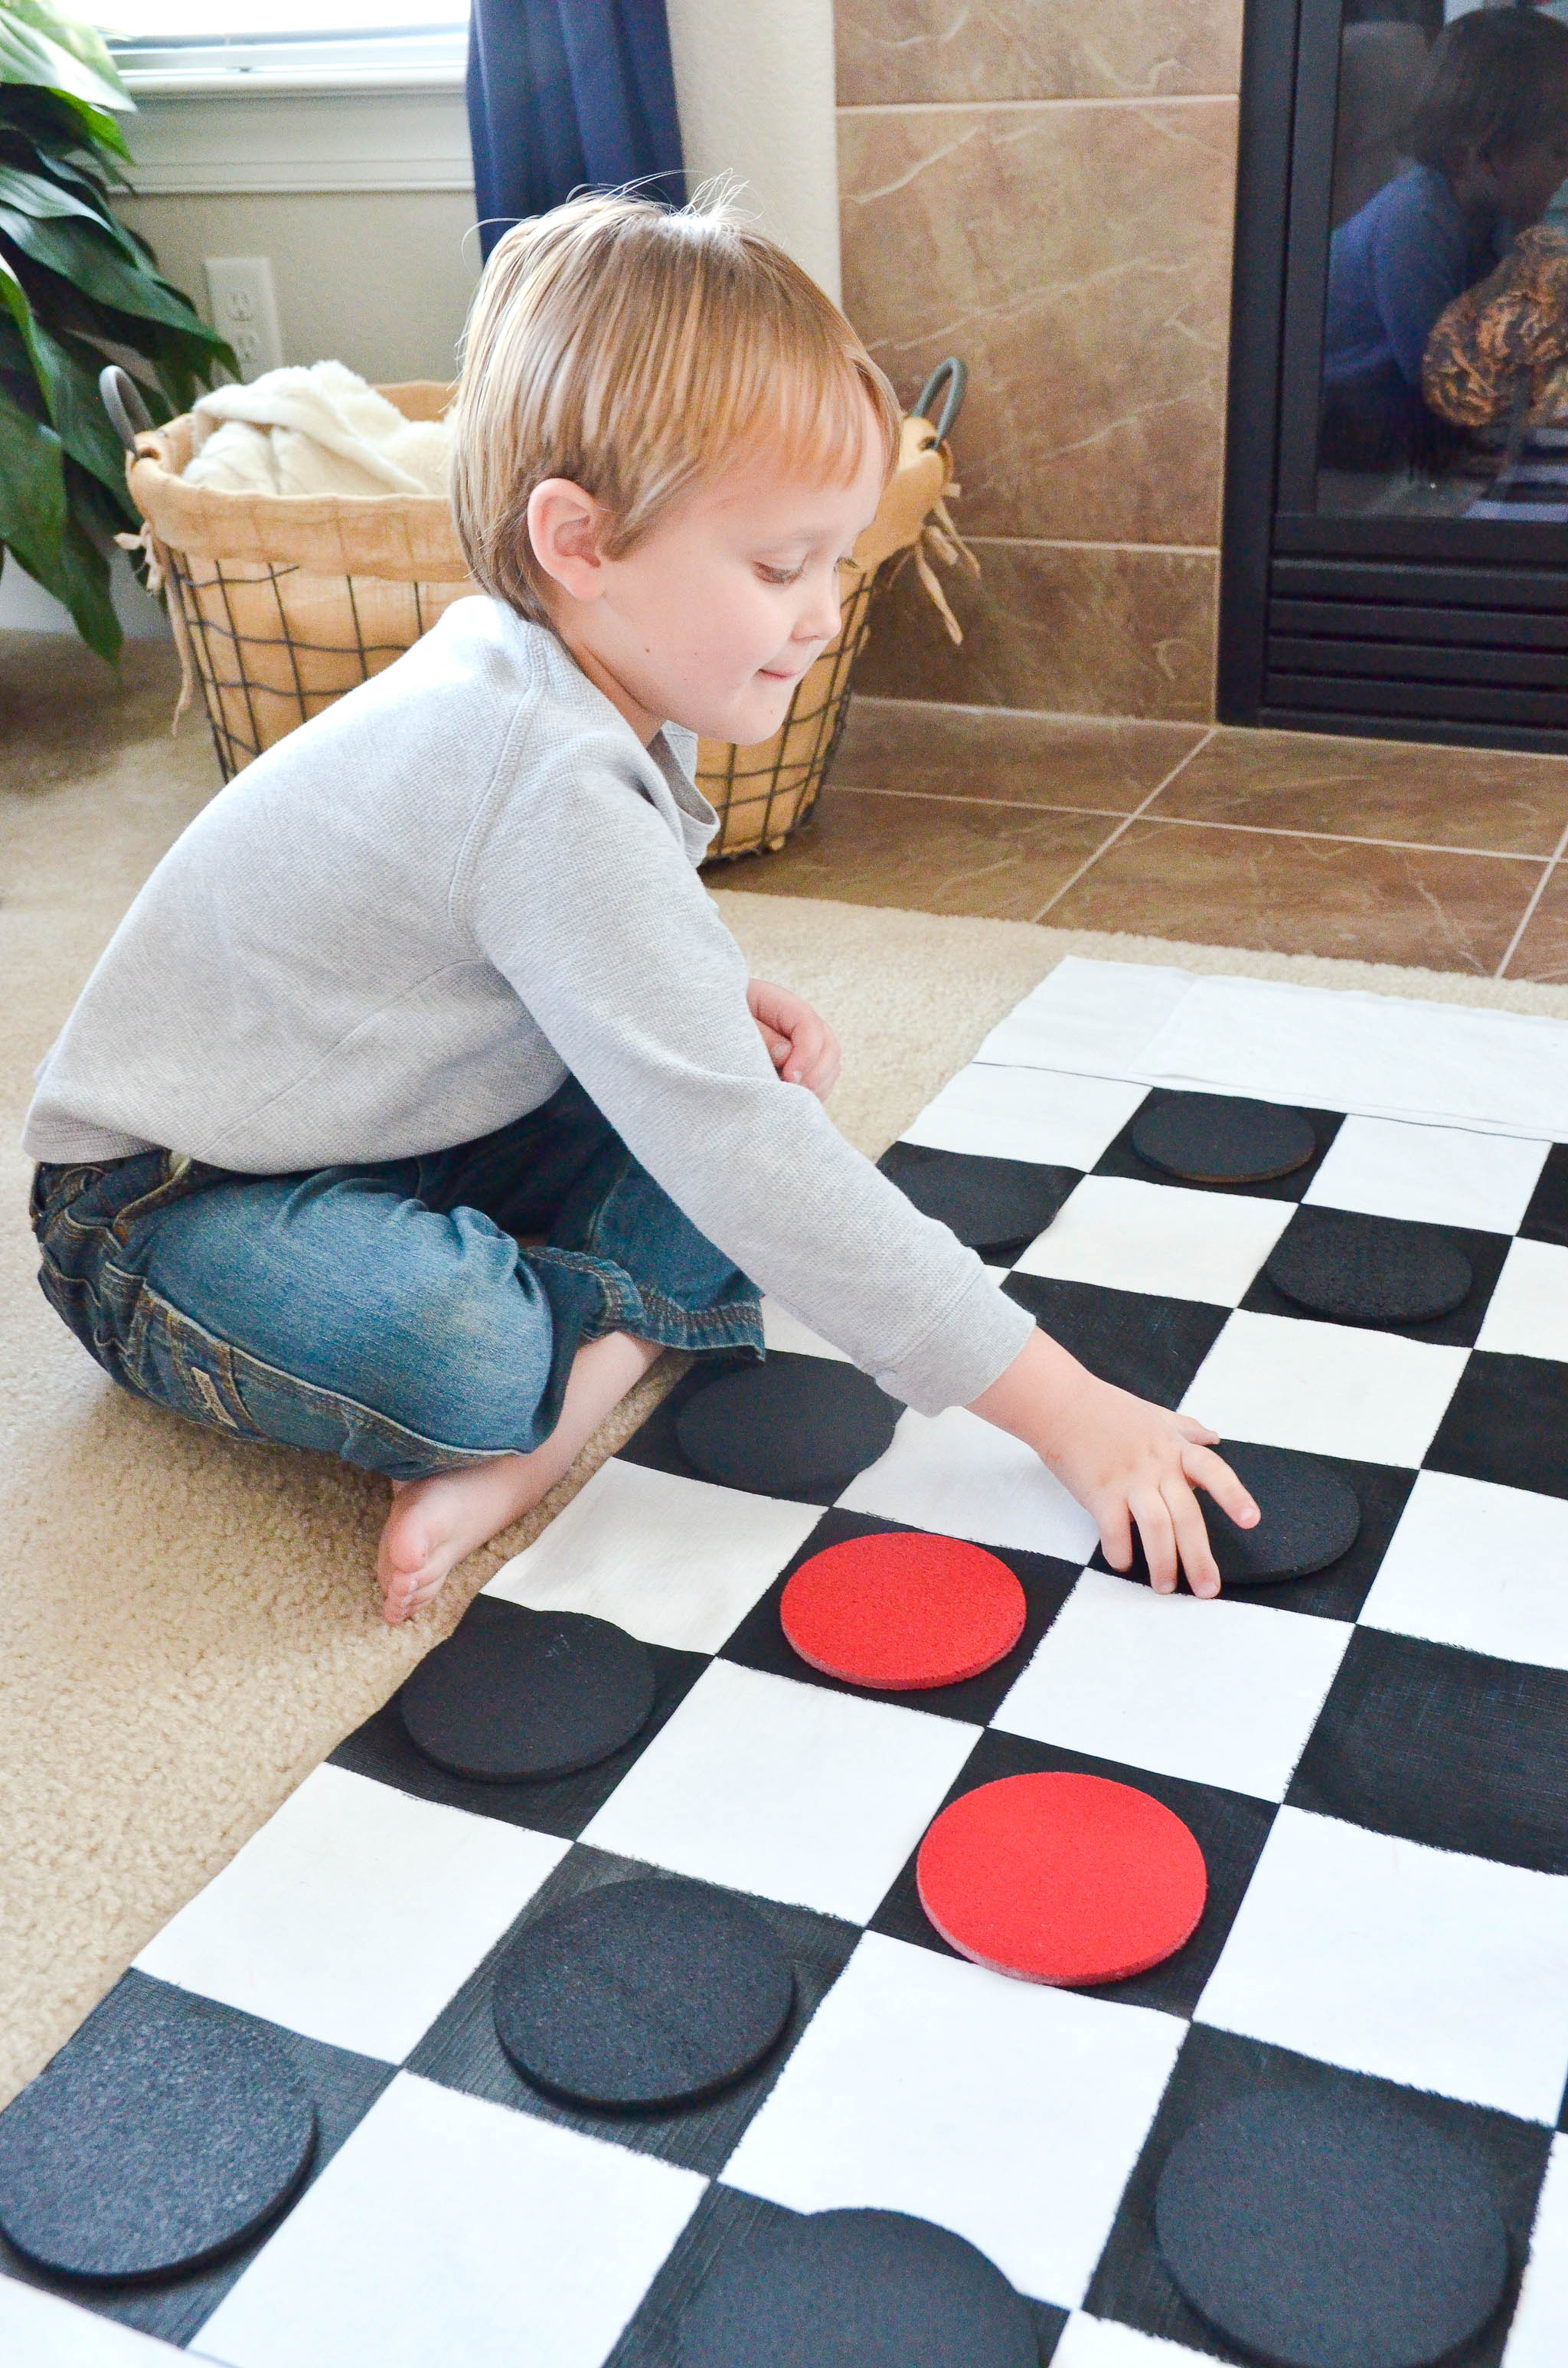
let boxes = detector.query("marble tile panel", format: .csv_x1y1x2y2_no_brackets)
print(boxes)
837,0,1243,106
835,696,1206,810
715,787,1117,920
840,100,1237,546
1044,818,1543,970
852,537,1219,722
1502,864,1568,982
1153,725,1568,856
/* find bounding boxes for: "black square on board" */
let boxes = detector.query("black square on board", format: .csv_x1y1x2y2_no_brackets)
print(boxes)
1426,1352,1568,1502
877,1141,1081,1264
1093,1093,1344,1201
406,1846,859,2180
602,2182,1072,2363
1083,2024,1550,2366
0,1971,393,2351
865,1729,1278,2023
1003,1274,1229,1409
330,1640,707,1843
1287,1627,1568,1876
1240,1209,1510,1349
1521,1143,1568,1248
1089,1450,1416,1621
717,1507,1081,1725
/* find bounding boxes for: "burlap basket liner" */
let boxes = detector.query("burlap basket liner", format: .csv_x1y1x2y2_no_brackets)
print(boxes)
124,385,965,854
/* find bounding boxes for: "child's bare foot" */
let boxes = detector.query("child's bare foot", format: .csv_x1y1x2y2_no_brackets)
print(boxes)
374,1330,662,1624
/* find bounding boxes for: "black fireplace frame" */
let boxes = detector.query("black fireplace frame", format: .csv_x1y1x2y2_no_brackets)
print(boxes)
1218,0,1568,751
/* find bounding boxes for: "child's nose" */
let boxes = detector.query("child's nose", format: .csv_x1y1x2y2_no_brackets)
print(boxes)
798,575,844,645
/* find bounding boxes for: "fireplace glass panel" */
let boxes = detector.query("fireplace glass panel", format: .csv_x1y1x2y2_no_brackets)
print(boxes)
1316,0,1568,523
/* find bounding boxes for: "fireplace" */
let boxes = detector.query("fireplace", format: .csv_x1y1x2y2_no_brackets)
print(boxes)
1220,0,1568,751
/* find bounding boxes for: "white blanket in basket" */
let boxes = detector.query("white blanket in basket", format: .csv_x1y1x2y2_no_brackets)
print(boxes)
182,361,451,499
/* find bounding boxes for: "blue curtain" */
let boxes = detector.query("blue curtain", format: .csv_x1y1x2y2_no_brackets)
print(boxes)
467,0,686,260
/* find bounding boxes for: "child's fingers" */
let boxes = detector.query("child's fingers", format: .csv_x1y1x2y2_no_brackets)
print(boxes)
1097,1496,1134,1575
1132,1486,1179,1594
1181,1441,1259,1530
1161,1473,1221,1599
1171,1411,1220,1447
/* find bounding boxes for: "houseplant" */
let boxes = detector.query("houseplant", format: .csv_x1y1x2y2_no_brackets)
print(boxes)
0,0,230,658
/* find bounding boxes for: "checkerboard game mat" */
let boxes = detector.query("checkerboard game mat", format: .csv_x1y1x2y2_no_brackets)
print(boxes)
7,959,1568,2368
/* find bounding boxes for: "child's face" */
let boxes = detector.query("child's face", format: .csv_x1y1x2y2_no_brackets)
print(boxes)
531,394,888,747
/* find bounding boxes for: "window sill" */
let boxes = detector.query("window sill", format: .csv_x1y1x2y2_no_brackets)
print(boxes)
117,76,474,197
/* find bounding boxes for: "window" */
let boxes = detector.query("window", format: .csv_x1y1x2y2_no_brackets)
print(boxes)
94,0,469,87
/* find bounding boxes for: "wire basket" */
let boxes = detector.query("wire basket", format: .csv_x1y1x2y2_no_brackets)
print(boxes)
103,361,972,854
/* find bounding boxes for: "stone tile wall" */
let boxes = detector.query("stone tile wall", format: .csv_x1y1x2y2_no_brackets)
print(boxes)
838,0,1246,721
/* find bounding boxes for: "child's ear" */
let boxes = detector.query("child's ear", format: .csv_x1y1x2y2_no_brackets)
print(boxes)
528,479,606,603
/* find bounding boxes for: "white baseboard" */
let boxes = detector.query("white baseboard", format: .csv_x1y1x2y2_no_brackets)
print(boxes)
0,549,172,641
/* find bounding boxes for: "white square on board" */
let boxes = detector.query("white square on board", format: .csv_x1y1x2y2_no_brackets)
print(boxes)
760,1297,851,1361
1052,2316,1217,2367
977,958,1194,1078
1359,1470,1568,1672
1011,1176,1291,1305
1181,1310,1468,1468
1304,1114,1549,1235
723,1930,1183,2308
1197,1807,1568,2122
900,1064,1148,1172
1501,2133,1568,2367
0,2276,188,2366
838,1405,1100,1562
1476,1238,1568,1362
194,2073,702,2368
993,1569,1349,1801
485,1457,819,1654
134,1766,564,2063
582,1660,976,1924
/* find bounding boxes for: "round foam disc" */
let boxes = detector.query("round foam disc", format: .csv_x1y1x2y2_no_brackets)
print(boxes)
492,1876,795,2110
1155,2090,1509,2368
678,2206,1038,2368
675,1360,900,1497
1266,1208,1473,1326
1133,1094,1318,1185
0,1980,315,2282
1199,1441,1361,1586
880,1145,1067,1254
916,1771,1207,1986
781,1532,1026,1689
397,1598,655,1782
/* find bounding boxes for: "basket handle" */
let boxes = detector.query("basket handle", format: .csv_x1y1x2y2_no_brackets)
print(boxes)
913,357,966,443
100,364,154,454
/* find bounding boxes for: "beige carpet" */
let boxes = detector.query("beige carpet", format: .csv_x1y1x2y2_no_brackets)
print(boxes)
8,639,1568,2111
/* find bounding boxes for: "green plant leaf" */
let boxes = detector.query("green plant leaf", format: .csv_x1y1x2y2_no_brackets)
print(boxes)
0,197,230,346
0,156,149,262
0,79,132,160
0,4,129,117
0,369,64,578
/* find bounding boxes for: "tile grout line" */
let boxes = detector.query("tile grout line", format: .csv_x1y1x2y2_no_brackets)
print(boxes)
1025,727,1219,925
834,781,1554,864
1494,818,1568,976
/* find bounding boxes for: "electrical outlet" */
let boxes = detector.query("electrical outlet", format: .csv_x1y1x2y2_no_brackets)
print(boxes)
203,257,284,382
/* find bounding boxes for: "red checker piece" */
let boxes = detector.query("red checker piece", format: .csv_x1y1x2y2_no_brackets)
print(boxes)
780,1532,1027,1691
916,1772,1207,1987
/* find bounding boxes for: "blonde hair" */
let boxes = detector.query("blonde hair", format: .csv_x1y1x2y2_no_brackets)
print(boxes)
449,186,900,624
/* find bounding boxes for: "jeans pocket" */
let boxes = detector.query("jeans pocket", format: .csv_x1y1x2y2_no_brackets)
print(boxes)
99,1263,263,1441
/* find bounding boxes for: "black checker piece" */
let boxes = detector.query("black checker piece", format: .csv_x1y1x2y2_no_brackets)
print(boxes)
1202,1441,1361,1586
398,1595,655,1782
492,1875,795,2111
677,2206,1039,2368
877,1142,1075,1258
1266,1205,1473,1327
0,1977,315,2283
676,1357,899,1498
1155,2088,1508,2368
1133,1093,1318,1186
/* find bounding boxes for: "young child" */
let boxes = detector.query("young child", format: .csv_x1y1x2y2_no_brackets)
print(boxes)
25,190,1256,1626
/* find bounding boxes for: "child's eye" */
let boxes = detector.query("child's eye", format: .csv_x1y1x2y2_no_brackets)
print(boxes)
756,562,805,586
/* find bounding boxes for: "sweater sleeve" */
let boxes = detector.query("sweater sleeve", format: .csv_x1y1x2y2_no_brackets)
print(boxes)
460,727,1034,1416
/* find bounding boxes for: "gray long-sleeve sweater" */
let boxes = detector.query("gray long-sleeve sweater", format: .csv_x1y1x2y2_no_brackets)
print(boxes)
23,598,1034,1415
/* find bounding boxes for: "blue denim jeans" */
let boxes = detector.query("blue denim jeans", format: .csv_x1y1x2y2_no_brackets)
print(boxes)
29,1078,762,1482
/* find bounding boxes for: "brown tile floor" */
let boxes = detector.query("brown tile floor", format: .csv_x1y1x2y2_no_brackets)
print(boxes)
722,697,1568,979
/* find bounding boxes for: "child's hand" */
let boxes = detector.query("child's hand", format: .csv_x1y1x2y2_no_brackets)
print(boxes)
747,978,841,1100
969,1328,1259,1598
